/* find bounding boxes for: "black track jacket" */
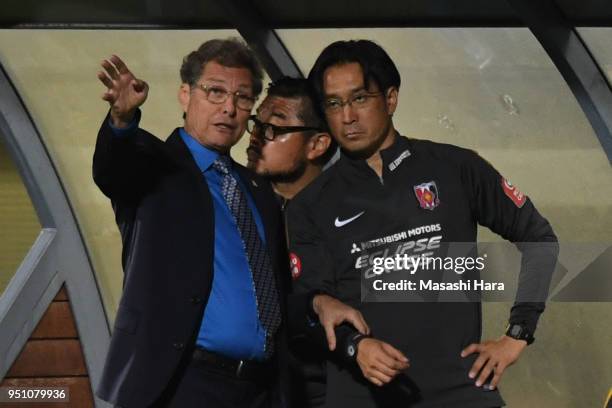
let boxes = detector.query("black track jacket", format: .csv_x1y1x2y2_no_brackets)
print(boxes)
287,134,558,408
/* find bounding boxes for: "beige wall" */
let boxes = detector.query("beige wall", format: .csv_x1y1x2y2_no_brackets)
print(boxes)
0,139,40,296
0,28,610,407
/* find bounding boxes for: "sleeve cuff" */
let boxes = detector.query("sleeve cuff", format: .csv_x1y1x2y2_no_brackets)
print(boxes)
508,302,544,335
108,109,141,137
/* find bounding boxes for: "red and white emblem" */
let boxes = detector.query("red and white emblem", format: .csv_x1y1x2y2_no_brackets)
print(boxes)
289,252,302,280
501,177,526,208
413,181,440,210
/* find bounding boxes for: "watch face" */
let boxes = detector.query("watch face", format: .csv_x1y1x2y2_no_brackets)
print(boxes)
510,325,523,337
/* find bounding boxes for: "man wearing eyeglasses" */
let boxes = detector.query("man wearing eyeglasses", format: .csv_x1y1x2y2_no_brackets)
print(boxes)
245,77,336,209
93,39,366,408
245,77,362,408
287,40,558,407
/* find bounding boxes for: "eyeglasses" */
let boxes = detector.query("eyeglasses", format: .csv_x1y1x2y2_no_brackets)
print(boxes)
246,116,322,141
196,83,256,111
323,91,383,114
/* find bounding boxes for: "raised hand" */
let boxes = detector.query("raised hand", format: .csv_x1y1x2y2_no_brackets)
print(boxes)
98,55,148,128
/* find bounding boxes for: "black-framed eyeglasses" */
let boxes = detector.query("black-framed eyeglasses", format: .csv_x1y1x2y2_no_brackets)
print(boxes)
246,116,322,141
323,91,383,114
196,83,256,111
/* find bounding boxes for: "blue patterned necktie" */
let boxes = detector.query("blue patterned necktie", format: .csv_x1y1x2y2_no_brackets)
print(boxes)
212,155,281,358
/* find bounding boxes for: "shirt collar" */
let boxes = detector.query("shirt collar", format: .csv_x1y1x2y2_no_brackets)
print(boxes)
379,133,413,166
339,132,413,172
179,128,221,173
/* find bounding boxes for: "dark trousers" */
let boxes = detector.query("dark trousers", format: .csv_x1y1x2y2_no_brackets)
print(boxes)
289,343,327,408
151,357,272,408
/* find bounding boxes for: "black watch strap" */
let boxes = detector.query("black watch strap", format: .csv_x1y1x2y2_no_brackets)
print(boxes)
345,332,370,360
505,323,535,345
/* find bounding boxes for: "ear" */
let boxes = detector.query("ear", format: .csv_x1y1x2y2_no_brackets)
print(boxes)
306,132,332,162
178,83,191,115
385,86,399,115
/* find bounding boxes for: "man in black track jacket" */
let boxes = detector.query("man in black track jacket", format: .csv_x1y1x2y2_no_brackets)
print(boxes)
287,40,559,407
246,76,370,408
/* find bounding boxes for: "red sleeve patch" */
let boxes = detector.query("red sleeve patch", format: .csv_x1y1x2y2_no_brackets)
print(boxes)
289,252,302,280
501,177,527,208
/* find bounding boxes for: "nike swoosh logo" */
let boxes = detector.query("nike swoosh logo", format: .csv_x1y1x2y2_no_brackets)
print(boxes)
334,211,365,227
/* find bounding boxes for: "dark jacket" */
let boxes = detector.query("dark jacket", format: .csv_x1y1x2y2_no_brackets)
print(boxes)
288,135,558,407
92,115,292,407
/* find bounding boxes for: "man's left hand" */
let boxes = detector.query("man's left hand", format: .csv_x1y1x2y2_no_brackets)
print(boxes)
461,335,527,390
312,294,370,351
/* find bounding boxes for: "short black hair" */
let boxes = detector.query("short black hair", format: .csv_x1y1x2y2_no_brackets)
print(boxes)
308,40,401,100
267,77,337,165
180,38,263,96
267,77,327,131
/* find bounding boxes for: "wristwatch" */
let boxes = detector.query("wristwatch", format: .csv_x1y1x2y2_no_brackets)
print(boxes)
505,323,534,345
346,333,370,360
